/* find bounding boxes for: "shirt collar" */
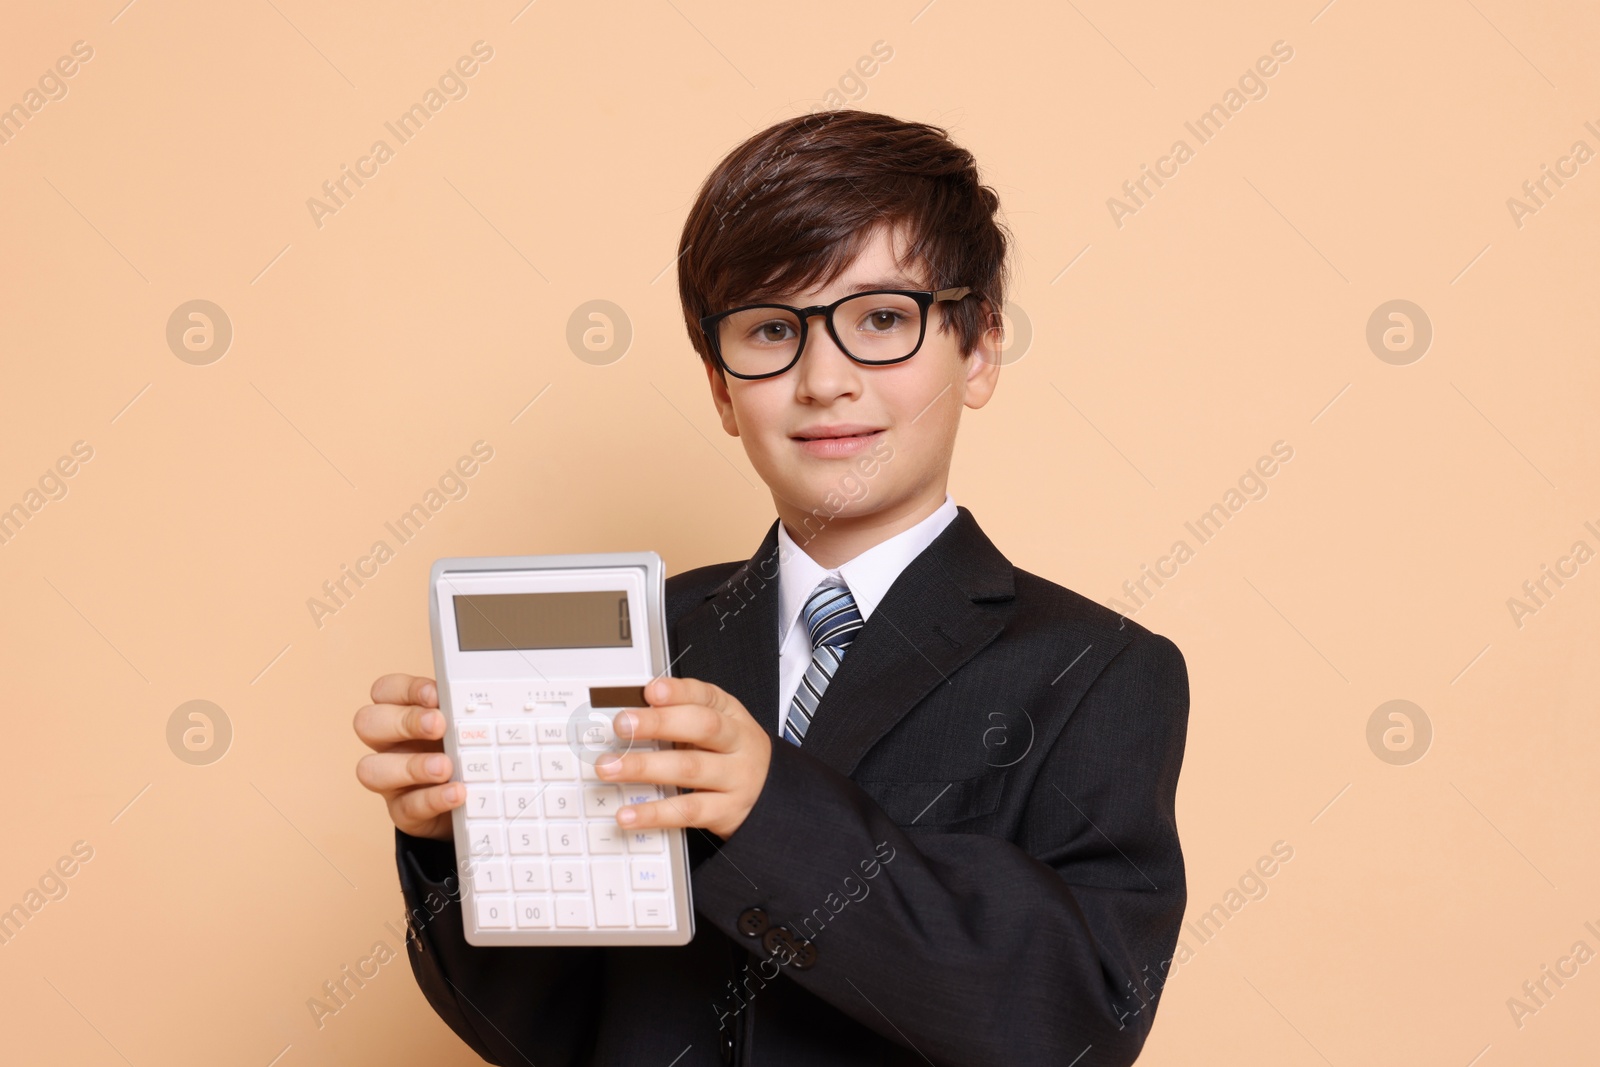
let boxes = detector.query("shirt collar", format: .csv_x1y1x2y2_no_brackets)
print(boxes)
776,493,959,646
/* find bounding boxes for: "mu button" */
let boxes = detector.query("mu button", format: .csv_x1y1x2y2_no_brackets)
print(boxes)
736,907,768,938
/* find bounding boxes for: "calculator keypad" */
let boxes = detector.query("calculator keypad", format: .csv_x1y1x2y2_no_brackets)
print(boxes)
456,689,678,934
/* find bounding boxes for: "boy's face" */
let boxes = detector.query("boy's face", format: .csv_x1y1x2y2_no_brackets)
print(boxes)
703,224,1001,528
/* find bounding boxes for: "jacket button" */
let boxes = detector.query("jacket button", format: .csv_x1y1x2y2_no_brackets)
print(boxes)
759,924,818,969
736,907,768,938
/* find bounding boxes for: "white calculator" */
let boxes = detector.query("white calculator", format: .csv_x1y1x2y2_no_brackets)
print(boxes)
428,552,695,947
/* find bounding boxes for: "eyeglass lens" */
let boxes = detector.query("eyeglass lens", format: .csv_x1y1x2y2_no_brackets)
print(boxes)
715,292,925,376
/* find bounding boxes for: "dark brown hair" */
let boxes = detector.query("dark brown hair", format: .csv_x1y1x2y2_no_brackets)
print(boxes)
676,110,1011,368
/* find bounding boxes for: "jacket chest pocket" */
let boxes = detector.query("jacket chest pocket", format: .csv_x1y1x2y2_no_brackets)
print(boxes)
854,772,1007,830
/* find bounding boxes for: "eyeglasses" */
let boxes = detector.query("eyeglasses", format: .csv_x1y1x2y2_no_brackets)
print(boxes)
699,287,976,381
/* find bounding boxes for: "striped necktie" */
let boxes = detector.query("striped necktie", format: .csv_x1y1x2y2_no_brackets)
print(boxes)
781,582,865,746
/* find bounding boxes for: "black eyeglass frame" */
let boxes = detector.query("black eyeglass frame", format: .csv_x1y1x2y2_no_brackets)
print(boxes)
698,286,977,381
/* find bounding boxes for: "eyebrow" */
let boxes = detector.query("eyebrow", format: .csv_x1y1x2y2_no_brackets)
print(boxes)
842,277,925,294
736,276,928,308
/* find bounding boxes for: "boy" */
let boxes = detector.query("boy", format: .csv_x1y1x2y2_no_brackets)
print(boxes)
354,110,1189,1066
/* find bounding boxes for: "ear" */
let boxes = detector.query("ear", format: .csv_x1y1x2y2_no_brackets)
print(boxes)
702,357,741,436
961,299,1004,411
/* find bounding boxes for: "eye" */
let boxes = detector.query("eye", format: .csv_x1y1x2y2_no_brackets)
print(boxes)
858,308,910,332
747,319,797,343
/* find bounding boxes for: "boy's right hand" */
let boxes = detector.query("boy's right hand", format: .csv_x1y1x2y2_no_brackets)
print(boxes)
353,673,463,841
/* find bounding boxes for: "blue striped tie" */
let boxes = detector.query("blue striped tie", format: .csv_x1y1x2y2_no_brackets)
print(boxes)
782,583,864,746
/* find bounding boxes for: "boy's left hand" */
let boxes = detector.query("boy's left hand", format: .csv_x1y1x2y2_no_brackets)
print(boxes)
597,676,772,840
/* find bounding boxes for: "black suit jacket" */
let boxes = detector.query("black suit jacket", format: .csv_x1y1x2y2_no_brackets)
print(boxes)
395,507,1190,1066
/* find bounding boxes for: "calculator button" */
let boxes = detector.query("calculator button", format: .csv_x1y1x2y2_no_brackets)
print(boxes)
465,787,500,818
514,895,553,928
457,724,492,746
471,860,510,893
540,751,578,780
621,785,662,807
556,898,592,927
547,824,583,854
497,721,531,744
626,829,664,853
460,754,496,782
583,786,623,817
591,862,629,927
551,860,588,892
578,721,615,747
634,897,671,927
587,821,625,854
543,785,581,817
536,720,567,744
511,860,549,892
630,859,667,891
466,824,507,856
499,751,537,781
475,896,512,929
508,825,544,855
580,750,624,781
503,786,541,819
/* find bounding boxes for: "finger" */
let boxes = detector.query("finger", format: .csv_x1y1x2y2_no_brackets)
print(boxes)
614,702,732,751
371,673,438,709
641,676,729,716
618,790,709,831
392,781,465,827
596,746,728,791
353,702,445,748
356,751,454,796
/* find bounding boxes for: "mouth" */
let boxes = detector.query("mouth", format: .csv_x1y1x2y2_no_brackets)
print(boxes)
790,424,884,442
790,425,885,458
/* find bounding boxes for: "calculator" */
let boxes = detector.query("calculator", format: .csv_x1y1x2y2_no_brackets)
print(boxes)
428,552,695,947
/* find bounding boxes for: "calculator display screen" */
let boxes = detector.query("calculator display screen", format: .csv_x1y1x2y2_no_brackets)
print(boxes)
453,591,632,650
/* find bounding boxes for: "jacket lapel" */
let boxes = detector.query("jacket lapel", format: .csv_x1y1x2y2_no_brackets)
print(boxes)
800,507,1014,776
672,518,783,741
673,507,1016,779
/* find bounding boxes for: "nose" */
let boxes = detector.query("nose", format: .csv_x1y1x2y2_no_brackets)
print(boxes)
793,310,861,402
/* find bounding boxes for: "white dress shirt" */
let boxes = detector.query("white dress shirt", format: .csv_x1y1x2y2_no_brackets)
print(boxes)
775,493,959,727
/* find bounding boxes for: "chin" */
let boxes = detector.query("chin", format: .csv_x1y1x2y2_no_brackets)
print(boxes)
777,481,869,519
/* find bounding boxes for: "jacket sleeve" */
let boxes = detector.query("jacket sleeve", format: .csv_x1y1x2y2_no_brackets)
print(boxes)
691,632,1190,1067
394,828,605,1066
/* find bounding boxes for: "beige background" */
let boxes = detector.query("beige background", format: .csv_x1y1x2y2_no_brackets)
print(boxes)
2,1,1596,1063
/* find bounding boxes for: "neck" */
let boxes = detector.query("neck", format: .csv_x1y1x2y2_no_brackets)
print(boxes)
775,485,948,569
